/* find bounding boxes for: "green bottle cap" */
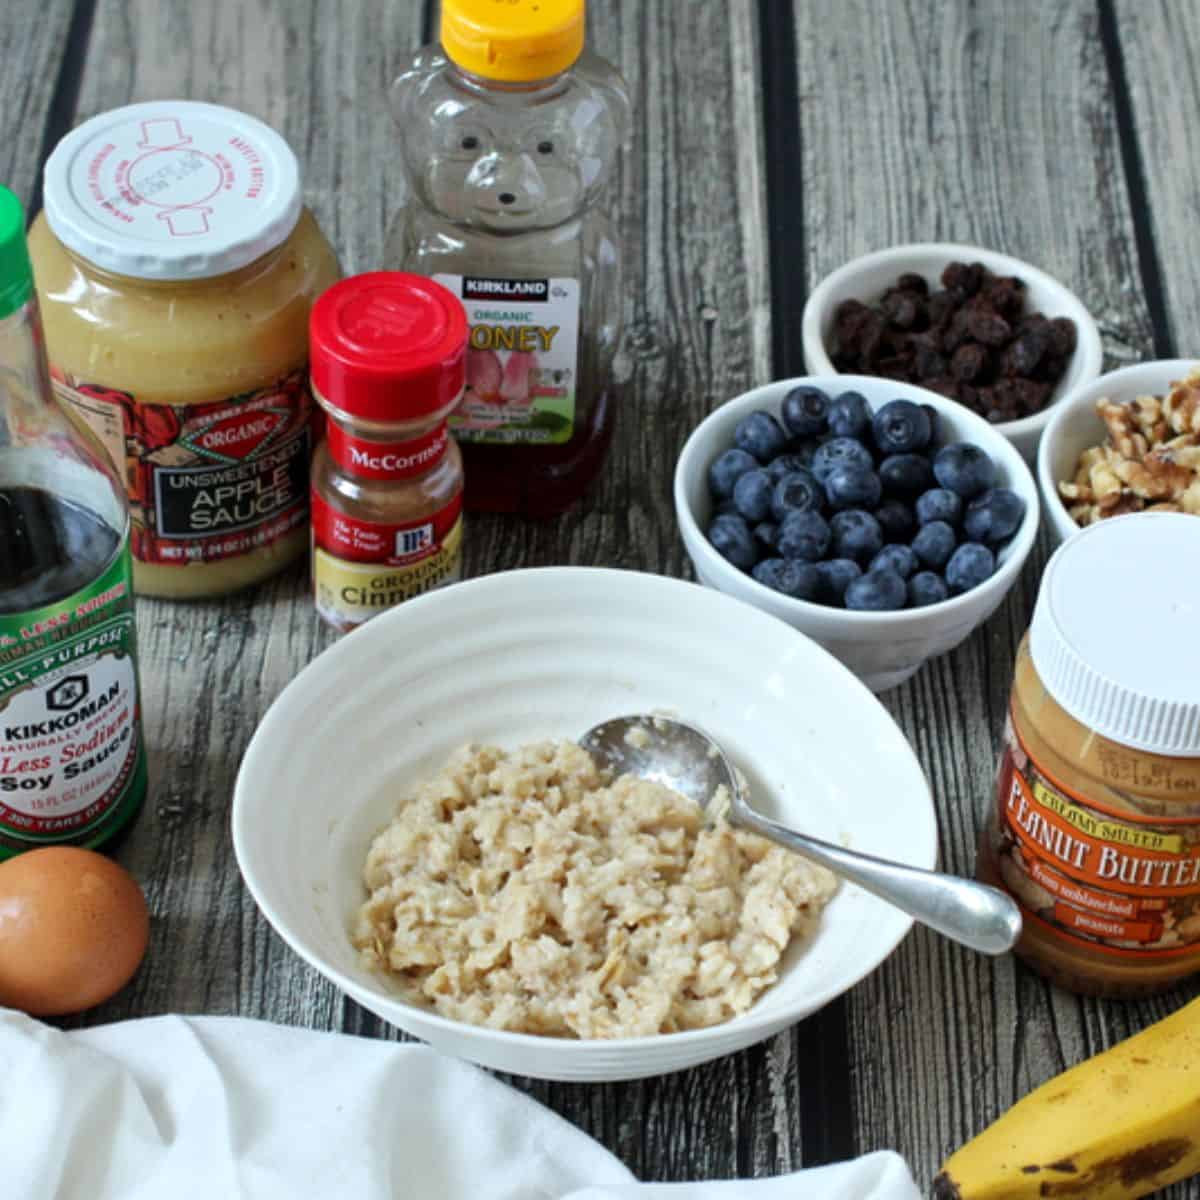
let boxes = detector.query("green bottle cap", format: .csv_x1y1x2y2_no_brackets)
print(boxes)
0,186,34,320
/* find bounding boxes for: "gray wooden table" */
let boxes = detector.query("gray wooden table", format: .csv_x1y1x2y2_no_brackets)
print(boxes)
4,0,1199,1193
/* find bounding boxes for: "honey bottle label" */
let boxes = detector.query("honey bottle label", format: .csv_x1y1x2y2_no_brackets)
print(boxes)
992,714,1200,958
433,274,580,446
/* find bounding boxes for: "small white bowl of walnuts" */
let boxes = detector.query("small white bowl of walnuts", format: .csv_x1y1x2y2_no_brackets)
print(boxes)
1038,359,1200,546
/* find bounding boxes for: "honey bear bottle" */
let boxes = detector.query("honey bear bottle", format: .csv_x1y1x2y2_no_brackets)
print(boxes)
386,0,630,516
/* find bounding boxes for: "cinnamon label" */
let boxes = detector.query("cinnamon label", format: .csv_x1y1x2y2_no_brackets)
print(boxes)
310,490,462,630
993,714,1200,958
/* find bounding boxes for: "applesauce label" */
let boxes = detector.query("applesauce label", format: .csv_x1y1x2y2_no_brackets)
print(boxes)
0,546,145,854
51,367,314,565
310,491,463,630
433,273,579,446
993,714,1200,957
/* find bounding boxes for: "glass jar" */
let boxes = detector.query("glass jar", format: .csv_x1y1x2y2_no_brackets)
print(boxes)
0,185,146,859
28,101,341,598
309,273,467,632
979,513,1200,995
386,0,630,516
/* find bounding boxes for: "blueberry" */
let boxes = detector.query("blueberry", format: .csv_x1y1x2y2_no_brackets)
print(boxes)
879,453,934,497
766,452,813,483
778,509,832,562
915,487,963,526
922,404,940,446
735,410,788,462
912,520,958,570
811,436,874,483
815,558,863,606
933,443,995,499
872,399,933,455
707,513,757,570
752,557,821,600
771,469,824,521
874,498,916,543
907,570,950,608
827,390,872,440
945,542,996,594
708,447,758,499
963,488,1026,545
754,521,779,553
845,568,907,612
732,468,774,523
870,543,919,580
781,386,830,438
829,509,884,564
824,463,882,511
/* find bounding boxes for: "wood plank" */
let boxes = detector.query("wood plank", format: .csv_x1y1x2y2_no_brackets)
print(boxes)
63,0,779,1186
61,0,428,1031
1113,0,1200,357
0,0,80,206
793,1,1198,1194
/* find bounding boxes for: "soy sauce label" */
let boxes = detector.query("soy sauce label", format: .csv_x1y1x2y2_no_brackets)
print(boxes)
0,544,146,853
50,366,315,565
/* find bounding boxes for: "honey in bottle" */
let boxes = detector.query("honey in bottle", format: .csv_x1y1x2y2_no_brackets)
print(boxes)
385,0,630,515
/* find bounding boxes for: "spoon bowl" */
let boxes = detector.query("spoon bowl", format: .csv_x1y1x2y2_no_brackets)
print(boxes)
580,715,1022,957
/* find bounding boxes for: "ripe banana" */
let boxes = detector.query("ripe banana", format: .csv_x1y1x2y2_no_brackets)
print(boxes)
933,994,1200,1200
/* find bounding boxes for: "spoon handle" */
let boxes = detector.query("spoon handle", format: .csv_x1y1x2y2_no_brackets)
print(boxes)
730,799,1022,956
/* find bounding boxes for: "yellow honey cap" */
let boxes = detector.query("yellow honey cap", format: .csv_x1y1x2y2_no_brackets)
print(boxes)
441,0,585,82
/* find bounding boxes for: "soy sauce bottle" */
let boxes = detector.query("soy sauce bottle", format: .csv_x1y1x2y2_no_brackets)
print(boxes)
0,185,146,859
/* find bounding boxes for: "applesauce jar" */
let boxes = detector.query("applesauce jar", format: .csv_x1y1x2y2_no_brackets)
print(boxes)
28,101,341,598
980,513,1200,996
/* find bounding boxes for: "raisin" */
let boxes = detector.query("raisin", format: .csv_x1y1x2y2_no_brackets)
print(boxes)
965,306,1011,347
1049,316,1077,357
926,289,957,328
1003,327,1049,376
882,289,921,330
951,342,989,381
914,342,949,378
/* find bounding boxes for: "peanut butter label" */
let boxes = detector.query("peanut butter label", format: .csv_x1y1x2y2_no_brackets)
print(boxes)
994,715,1200,957
310,491,462,630
51,367,314,566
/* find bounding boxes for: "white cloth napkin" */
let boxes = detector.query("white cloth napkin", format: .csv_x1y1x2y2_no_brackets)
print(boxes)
0,1010,919,1199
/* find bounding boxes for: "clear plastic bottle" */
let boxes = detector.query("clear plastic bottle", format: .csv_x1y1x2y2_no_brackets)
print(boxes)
386,0,630,516
0,186,146,859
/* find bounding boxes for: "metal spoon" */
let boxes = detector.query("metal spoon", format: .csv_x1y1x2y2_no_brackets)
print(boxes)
579,715,1021,956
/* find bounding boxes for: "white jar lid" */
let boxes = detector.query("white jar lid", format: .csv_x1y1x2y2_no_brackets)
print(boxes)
43,100,301,281
1030,512,1200,757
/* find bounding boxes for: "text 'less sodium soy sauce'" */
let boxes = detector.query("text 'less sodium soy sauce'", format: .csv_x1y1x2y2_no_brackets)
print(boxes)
0,486,120,615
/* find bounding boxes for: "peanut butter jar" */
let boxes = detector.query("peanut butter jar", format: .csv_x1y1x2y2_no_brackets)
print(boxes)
980,512,1200,995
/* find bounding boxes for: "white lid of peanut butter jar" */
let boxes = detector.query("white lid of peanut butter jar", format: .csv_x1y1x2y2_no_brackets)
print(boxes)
42,100,301,281
1030,511,1200,756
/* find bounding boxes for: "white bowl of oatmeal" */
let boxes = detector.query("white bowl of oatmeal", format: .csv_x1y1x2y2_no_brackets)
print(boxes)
233,568,936,1081
1038,359,1200,546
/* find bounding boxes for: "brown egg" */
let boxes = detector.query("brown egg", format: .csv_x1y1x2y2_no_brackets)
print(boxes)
0,846,149,1016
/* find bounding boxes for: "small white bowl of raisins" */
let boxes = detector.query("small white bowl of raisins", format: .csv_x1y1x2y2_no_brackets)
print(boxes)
801,243,1103,462
674,376,1040,692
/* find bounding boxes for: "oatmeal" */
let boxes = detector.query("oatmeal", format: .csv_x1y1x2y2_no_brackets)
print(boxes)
353,740,836,1038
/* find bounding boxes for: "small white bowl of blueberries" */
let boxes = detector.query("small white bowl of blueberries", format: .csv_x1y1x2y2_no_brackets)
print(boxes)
674,375,1040,692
